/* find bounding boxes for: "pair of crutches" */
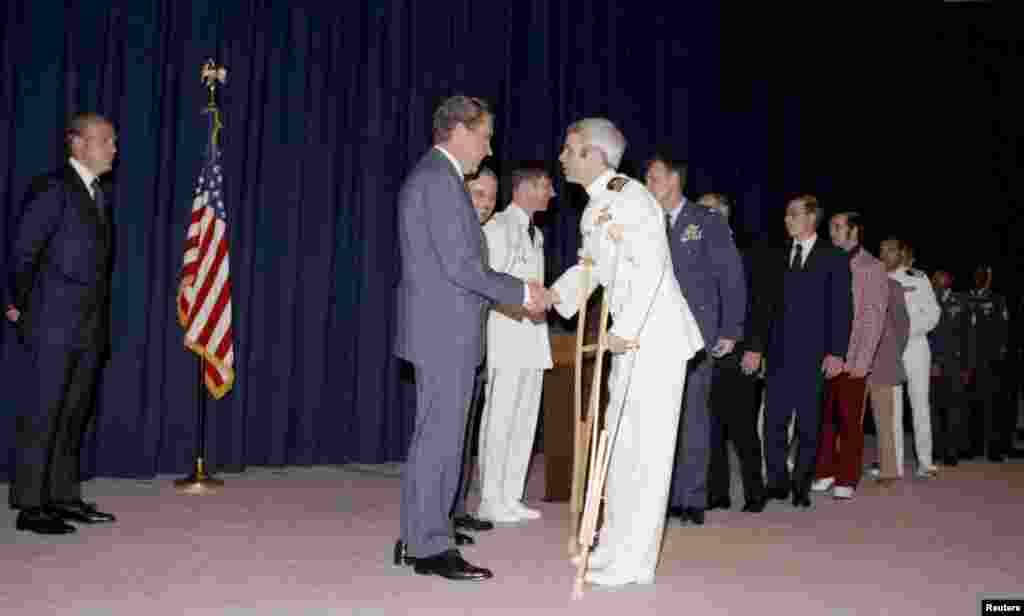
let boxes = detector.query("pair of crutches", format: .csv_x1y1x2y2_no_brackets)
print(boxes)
567,258,614,599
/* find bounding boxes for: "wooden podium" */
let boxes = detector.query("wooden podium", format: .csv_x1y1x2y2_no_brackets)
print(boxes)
541,292,609,502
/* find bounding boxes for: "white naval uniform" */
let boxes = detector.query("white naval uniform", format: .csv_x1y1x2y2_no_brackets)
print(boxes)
551,170,703,583
889,266,941,474
476,205,553,520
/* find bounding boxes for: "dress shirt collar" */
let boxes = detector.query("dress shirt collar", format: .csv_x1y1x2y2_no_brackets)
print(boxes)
791,233,817,260
506,203,531,227
434,145,464,179
667,196,688,226
585,169,617,198
69,157,98,198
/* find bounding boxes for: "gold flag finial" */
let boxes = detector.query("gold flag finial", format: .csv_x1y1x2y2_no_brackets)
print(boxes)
200,59,228,108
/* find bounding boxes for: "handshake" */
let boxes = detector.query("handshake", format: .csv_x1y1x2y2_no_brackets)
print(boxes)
525,280,560,315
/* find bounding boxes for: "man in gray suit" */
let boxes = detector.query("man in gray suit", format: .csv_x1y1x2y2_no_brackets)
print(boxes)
645,151,746,525
392,96,548,581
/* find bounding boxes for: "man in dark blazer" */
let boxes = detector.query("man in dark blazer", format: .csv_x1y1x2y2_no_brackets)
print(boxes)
5,112,118,534
700,194,769,514
645,154,745,525
762,195,852,508
392,96,547,581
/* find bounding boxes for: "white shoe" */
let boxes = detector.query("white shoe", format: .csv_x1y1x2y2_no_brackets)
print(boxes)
832,486,855,500
507,502,542,520
914,467,937,480
477,504,522,524
866,464,881,479
811,477,835,492
585,568,655,587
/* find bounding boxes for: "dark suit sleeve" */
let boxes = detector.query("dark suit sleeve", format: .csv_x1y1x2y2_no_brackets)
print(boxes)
423,173,523,306
707,214,746,341
828,249,854,359
9,176,64,309
744,241,776,354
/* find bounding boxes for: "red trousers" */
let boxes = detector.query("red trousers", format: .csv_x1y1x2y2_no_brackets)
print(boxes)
814,374,868,487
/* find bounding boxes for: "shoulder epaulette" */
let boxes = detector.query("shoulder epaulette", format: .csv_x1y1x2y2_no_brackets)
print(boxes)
607,177,629,192
907,268,924,277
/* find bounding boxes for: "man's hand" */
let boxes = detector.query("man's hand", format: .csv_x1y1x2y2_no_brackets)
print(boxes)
740,351,762,375
710,338,736,358
822,355,844,379
607,334,638,354
525,280,549,315
5,304,19,323
843,362,868,379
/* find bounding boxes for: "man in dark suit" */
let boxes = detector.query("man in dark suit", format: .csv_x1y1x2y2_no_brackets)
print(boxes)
5,112,119,534
762,195,852,508
392,96,547,581
645,154,745,525
700,194,769,514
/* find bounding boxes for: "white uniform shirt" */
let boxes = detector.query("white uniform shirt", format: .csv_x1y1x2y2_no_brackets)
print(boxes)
551,170,702,356
483,205,553,369
888,266,940,340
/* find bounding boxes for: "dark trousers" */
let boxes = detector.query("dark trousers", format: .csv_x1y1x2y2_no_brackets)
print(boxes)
814,374,867,488
11,343,102,509
401,361,476,558
930,364,968,460
969,364,1012,455
451,365,486,518
669,351,714,509
707,358,764,503
764,368,824,494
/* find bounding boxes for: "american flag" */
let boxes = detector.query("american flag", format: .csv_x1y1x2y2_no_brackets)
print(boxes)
177,121,234,399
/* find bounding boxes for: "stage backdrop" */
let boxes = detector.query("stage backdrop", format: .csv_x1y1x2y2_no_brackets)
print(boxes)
0,2,1018,478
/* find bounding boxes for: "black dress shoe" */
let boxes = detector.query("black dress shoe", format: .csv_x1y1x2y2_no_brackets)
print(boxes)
1006,448,1024,459
48,501,116,524
681,507,705,525
942,455,959,467
453,514,493,532
765,486,790,501
454,531,475,546
393,540,416,567
706,496,731,511
16,508,76,535
668,506,684,518
742,498,766,513
413,549,493,581
988,452,1006,463
791,491,811,508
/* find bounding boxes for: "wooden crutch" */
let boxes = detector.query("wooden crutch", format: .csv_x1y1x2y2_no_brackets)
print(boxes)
570,272,614,599
568,257,597,556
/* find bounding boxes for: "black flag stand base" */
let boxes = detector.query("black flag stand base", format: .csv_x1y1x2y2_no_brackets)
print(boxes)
174,356,225,495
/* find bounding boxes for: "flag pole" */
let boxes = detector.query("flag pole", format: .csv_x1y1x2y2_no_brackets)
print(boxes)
174,58,229,496
174,355,224,494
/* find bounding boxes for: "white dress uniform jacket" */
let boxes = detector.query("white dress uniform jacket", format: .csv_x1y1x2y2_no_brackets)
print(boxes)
551,169,702,584
483,205,553,369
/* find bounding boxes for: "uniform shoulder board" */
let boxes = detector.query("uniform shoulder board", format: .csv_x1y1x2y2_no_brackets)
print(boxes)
606,176,630,192
907,268,924,277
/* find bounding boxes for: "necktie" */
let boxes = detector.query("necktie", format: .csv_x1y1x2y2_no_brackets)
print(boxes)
791,242,803,271
665,212,672,235
91,179,105,222
527,222,536,244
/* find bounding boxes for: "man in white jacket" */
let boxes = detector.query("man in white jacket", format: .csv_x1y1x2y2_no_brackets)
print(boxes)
550,119,702,586
880,239,941,478
476,165,555,523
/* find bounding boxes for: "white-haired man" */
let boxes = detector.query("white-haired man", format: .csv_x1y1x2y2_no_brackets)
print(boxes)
549,118,703,586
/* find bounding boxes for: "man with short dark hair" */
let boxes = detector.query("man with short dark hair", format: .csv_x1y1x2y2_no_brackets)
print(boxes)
762,196,852,509
928,269,970,467
393,96,549,581
475,164,554,524
6,112,119,534
645,152,745,525
811,212,887,500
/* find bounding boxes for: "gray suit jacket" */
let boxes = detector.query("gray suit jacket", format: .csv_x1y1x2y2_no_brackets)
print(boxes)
394,147,523,368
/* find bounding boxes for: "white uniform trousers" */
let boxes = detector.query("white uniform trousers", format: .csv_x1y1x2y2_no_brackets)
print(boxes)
477,367,544,514
898,338,934,471
594,343,688,581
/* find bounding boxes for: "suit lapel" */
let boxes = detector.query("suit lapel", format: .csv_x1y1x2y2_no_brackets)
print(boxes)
801,239,823,271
